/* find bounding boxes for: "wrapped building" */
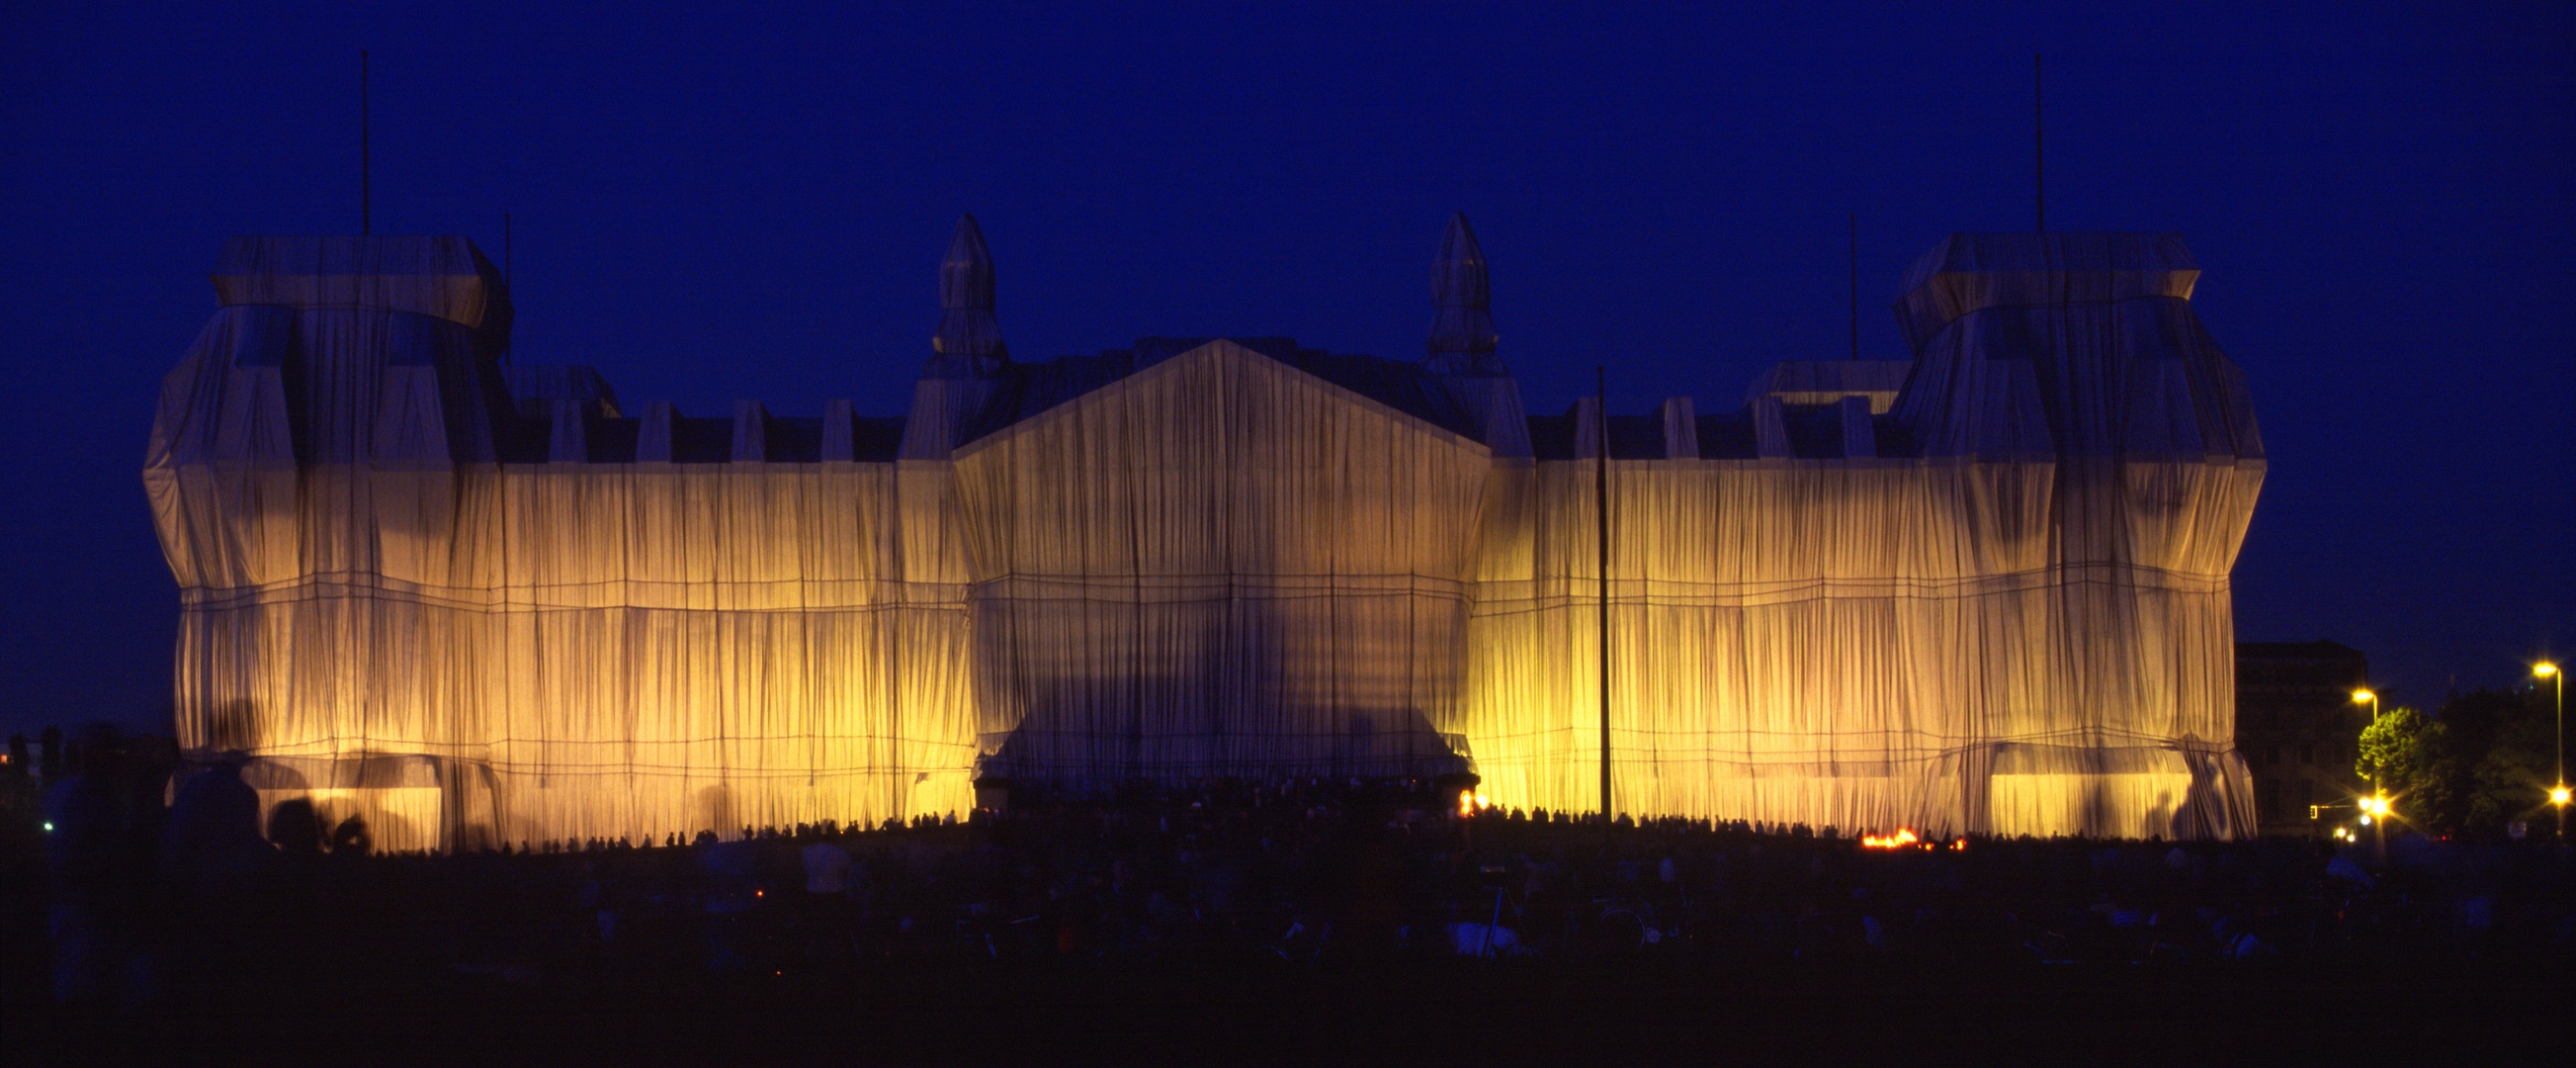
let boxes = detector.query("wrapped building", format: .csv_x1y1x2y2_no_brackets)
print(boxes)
146,216,2263,849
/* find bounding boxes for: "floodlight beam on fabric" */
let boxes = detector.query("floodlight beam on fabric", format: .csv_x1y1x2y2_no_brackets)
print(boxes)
145,225,2262,849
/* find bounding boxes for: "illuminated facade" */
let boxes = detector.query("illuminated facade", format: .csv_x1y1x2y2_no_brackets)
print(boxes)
146,218,2264,849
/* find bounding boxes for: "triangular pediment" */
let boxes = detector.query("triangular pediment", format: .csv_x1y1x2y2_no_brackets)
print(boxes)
954,339,1490,461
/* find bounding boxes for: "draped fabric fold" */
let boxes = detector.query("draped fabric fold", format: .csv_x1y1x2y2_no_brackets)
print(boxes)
1455,454,2257,839
148,231,2262,850
953,341,1487,783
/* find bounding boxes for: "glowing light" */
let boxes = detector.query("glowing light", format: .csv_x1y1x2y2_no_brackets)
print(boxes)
1860,829,1920,848
1951,838,1967,850
1459,792,1474,817
42,822,52,833
2351,689,2375,704
2536,663,2559,677
2551,785,2571,807
2358,815,2371,827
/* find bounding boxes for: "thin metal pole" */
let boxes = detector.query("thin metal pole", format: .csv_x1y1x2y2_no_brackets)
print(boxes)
362,50,370,236
2033,53,2044,233
1596,366,1612,826
503,213,512,363
2364,692,2385,866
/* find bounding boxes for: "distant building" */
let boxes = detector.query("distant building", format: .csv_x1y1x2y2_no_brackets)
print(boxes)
2235,641,2372,836
145,219,2266,849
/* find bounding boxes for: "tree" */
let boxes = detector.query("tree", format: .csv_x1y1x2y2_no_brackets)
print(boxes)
2356,706,2452,828
2465,690,2556,833
2355,705,2434,787
2354,688,2561,840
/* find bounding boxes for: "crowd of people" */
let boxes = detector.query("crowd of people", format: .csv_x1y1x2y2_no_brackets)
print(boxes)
9,726,2575,1052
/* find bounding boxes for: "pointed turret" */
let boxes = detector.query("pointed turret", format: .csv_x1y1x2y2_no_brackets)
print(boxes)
932,213,1006,359
1427,213,1498,359
1417,214,1526,454
905,215,1012,459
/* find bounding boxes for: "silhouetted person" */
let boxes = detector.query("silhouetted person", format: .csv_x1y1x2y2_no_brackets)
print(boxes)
158,758,274,987
7,733,27,777
267,798,323,855
43,724,152,1009
260,797,329,976
804,836,852,894
329,814,372,856
160,759,268,895
1322,804,1404,959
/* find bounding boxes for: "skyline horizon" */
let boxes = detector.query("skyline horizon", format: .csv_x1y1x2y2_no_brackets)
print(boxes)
5,3,2565,742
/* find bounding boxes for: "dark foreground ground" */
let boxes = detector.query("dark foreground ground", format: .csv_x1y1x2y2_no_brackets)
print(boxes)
6,769,2570,1064
7,949,2565,1065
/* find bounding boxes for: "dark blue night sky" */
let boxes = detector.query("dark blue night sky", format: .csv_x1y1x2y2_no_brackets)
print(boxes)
4,2,2568,738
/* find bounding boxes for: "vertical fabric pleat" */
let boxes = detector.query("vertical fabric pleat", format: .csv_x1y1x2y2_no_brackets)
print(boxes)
148,235,2264,849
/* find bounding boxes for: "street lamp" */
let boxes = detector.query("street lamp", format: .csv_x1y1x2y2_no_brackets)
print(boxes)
2352,688,2386,864
2538,663,2564,841
2352,687,2380,790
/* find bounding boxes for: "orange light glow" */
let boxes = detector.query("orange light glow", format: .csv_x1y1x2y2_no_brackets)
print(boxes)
2551,785,2570,807
1951,838,1967,850
1860,829,1919,848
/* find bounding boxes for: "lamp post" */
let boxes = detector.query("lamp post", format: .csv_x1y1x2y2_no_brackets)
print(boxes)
2352,688,2387,864
2538,663,2564,842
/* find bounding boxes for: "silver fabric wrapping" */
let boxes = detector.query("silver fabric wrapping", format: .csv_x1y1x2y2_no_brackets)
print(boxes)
147,231,2261,848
